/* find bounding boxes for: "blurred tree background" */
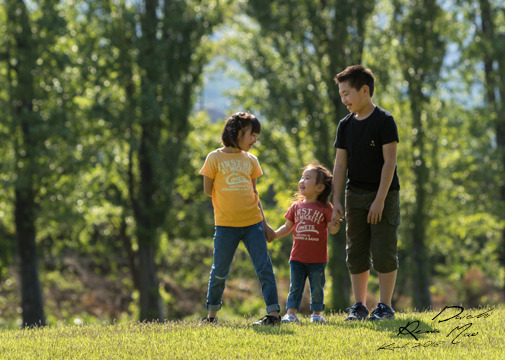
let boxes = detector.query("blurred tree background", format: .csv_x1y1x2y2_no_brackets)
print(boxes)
0,0,504,327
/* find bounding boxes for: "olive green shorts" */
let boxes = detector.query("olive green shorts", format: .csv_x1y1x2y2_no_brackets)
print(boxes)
345,187,400,274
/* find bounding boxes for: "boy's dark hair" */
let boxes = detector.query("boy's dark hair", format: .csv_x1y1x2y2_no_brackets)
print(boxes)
295,163,333,204
334,65,375,96
221,112,261,148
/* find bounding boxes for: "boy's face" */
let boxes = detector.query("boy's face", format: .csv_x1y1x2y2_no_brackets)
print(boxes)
338,81,371,114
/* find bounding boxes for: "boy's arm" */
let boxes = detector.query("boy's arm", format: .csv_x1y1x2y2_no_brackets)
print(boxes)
203,176,214,197
368,141,397,224
332,148,348,222
274,220,295,239
253,178,276,242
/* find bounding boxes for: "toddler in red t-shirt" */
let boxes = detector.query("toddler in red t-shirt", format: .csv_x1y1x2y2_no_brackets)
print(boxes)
273,163,341,323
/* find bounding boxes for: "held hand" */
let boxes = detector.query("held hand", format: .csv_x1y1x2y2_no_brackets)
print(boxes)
264,224,276,243
367,199,385,224
329,217,342,234
331,203,344,224
332,217,342,229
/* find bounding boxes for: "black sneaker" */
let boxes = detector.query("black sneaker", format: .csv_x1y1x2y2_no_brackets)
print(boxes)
199,316,218,325
369,302,395,321
252,314,281,326
344,302,369,321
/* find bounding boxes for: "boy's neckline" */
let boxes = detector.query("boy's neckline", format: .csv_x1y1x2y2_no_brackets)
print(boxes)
354,104,376,120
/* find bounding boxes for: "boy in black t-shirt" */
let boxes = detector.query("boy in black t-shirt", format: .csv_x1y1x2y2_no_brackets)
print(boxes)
332,65,401,321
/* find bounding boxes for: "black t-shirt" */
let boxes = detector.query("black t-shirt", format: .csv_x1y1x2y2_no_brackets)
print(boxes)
334,106,400,192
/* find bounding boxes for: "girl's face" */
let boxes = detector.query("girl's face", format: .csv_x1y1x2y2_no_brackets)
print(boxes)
298,169,323,199
237,126,259,152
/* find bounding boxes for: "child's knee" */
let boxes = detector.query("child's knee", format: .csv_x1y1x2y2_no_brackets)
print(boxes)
210,268,228,283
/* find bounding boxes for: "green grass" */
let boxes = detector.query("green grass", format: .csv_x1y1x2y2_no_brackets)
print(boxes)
1,306,504,359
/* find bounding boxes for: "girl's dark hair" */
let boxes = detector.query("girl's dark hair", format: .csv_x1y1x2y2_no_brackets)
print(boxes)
221,112,261,148
295,163,333,204
334,64,375,96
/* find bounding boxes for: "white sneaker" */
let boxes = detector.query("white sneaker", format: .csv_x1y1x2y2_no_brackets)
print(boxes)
310,314,327,323
281,313,300,323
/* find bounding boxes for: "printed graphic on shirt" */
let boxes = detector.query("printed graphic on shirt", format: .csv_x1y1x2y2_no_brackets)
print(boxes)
286,202,332,263
293,207,326,242
217,159,253,192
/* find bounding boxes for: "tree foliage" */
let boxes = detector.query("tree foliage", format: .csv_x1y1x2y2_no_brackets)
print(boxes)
69,0,229,321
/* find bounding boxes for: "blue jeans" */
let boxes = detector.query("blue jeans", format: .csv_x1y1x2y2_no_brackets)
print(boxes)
206,222,280,313
286,261,327,312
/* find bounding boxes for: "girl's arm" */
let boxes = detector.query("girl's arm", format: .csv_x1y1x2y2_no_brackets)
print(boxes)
203,176,214,197
253,178,276,242
274,220,295,239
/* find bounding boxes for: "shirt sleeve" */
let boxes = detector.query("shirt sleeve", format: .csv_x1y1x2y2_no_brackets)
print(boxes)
334,117,348,149
199,152,217,179
250,154,263,179
285,203,296,222
380,115,399,145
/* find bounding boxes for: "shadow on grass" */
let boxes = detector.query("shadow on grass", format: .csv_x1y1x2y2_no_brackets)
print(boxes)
372,317,437,340
199,319,296,335
251,325,296,336
334,316,437,341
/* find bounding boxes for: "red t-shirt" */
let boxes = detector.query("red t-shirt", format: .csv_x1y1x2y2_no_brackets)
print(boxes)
285,201,333,263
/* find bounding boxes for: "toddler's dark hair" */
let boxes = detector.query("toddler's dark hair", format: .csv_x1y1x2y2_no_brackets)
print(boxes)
334,65,375,96
295,163,333,204
221,112,261,148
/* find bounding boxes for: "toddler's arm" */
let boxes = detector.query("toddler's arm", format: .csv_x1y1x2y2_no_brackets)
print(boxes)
328,217,342,235
274,220,294,240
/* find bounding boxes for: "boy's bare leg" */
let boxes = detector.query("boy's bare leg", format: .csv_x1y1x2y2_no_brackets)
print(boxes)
378,270,397,307
351,270,370,307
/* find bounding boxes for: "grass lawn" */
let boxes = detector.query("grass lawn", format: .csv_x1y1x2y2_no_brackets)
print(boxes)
0,306,503,359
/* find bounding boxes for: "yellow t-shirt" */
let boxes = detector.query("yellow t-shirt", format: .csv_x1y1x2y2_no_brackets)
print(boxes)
200,149,264,227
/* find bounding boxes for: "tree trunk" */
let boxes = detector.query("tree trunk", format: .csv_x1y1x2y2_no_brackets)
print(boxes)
138,243,163,321
410,109,432,310
131,126,164,321
7,0,46,327
405,69,433,310
478,0,505,296
15,188,45,327
393,0,447,311
131,0,164,322
134,126,164,321
119,0,217,320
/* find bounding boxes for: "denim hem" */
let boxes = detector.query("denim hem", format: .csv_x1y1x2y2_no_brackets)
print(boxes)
286,301,301,311
206,304,222,312
310,303,325,312
266,304,281,313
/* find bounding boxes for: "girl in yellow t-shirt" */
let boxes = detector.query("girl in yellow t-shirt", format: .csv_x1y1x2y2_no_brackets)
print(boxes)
200,112,280,326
